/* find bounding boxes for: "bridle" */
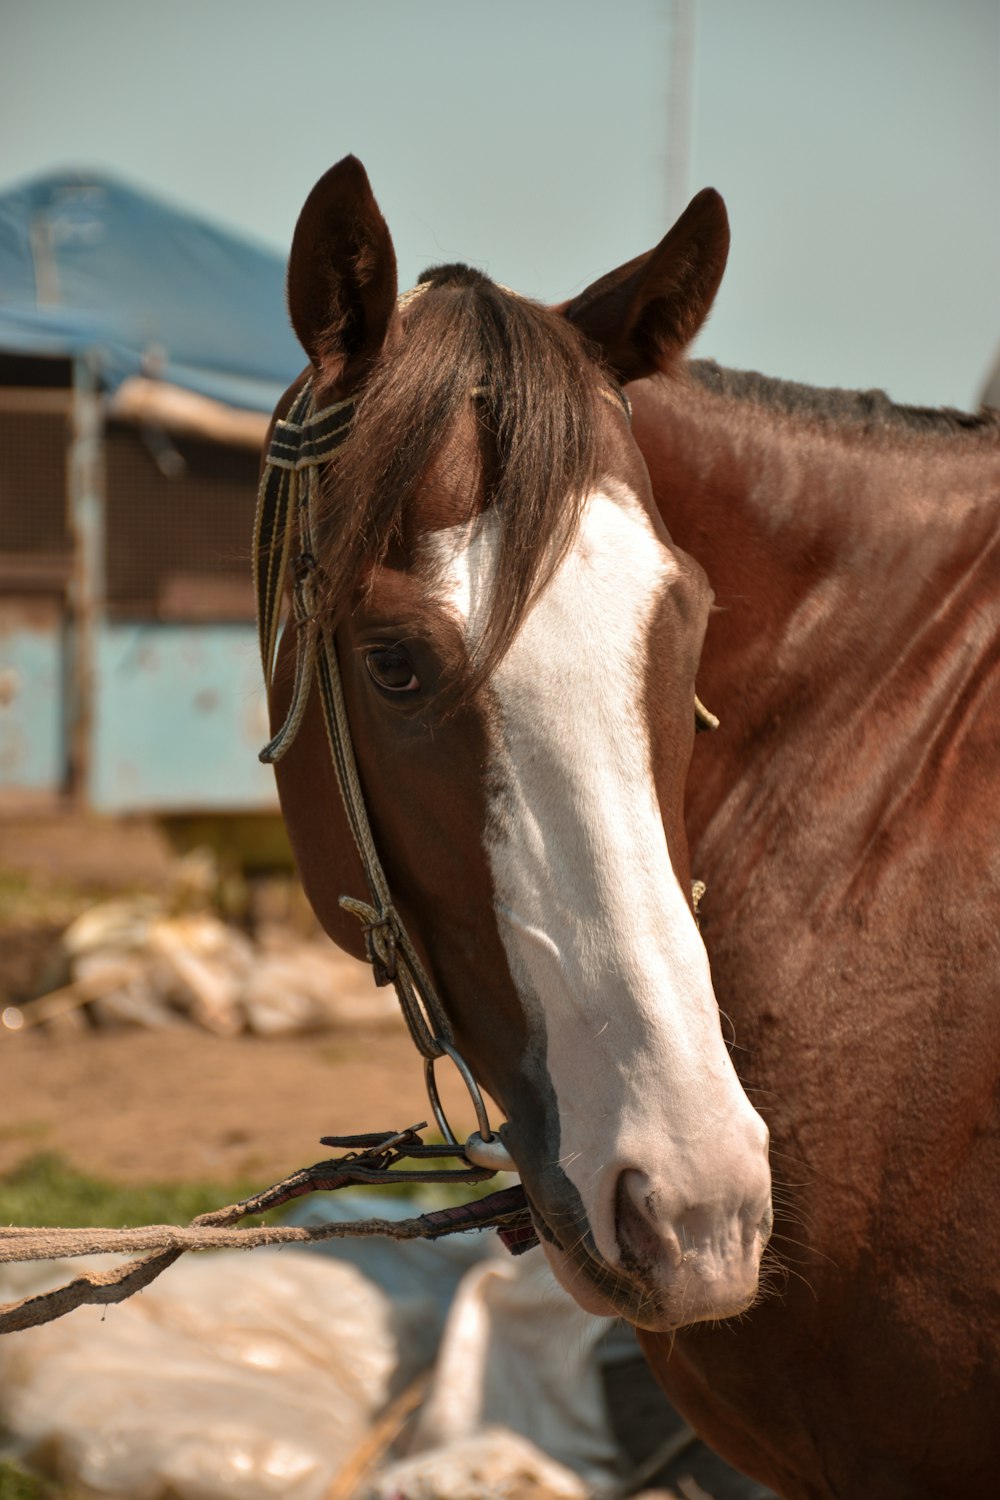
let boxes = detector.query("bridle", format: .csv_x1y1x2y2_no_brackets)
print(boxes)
253,370,521,1171
253,295,714,1178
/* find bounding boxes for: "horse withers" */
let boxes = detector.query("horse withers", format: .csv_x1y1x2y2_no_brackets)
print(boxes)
265,156,772,1337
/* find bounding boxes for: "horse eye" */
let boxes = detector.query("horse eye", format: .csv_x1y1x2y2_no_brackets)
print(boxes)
365,647,420,693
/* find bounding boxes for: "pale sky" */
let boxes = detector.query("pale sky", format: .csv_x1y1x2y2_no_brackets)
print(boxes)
2,0,997,407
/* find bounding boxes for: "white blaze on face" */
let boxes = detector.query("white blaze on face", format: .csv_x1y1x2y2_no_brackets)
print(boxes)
427,480,763,1272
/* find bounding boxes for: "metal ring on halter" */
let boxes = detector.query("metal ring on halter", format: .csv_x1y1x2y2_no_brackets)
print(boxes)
424,1039,493,1142
424,1039,517,1171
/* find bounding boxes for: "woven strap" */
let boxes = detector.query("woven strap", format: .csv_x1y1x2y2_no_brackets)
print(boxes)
252,380,452,1059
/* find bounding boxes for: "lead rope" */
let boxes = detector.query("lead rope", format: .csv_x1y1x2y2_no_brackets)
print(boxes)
252,381,451,1063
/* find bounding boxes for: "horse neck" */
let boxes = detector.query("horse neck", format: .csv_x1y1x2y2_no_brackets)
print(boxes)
630,369,1000,840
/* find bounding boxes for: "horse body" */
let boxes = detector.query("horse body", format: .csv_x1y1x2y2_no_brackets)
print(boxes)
266,157,1000,1498
630,368,1000,1495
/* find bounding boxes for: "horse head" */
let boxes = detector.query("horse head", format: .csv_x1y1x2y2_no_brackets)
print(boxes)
267,156,772,1331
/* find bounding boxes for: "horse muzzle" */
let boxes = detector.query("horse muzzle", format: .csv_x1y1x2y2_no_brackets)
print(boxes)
516,1138,773,1332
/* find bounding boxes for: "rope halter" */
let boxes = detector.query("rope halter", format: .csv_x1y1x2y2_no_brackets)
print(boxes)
252,366,514,1170
252,285,714,1177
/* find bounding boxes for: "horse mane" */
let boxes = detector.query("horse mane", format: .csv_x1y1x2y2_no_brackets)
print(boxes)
687,358,1000,437
315,265,610,683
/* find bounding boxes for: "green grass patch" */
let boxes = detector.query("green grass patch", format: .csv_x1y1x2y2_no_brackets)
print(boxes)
0,1460,84,1500
0,1463,46,1500
0,1460,80,1500
0,1146,510,1244
0,1153,276,1231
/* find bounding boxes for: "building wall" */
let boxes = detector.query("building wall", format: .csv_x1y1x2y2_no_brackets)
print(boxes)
0,386,278,813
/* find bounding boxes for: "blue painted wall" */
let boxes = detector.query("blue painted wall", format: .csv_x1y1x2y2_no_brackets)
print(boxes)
0,614,278,812
0,614,66,795
89,623,277,813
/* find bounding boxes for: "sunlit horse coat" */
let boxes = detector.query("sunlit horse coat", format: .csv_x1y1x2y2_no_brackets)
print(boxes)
267,158,1000,1499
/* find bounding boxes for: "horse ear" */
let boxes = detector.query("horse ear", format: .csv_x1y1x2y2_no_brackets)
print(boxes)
562,188,729,381
287,155,400,389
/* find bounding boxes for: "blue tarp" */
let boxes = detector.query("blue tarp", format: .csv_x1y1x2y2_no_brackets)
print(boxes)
0,170,304,411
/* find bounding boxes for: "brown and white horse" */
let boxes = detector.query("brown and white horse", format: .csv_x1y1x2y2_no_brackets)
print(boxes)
268,157,771,1330
267,158,1000,1498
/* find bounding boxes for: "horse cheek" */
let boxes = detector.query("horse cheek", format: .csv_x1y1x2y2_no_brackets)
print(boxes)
269,628,370,964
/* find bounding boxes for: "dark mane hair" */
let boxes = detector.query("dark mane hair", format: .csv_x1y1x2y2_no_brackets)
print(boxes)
687,358,1000,437
315,266,610,680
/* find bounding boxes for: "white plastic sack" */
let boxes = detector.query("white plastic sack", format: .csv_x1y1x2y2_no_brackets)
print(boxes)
289,1190,496,1378
0,1249,397,1500
370,1426,592,1500
399,1246,620,1495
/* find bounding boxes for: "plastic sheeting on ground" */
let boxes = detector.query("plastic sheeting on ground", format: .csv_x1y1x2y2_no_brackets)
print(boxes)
288,1190,501,1382
0,1249,397,1499
371,1429,592,1500
0,1193,689,1498
295,1195,623,1493
404,1249,619,1493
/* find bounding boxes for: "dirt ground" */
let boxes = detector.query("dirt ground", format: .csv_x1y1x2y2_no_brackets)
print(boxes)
1,1024,479,1185
0,811,476,1186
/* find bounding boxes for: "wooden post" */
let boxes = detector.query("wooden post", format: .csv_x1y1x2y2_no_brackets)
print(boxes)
66,354,105,805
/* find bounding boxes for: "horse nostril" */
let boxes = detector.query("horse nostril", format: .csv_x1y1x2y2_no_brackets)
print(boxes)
614,1169,678,1274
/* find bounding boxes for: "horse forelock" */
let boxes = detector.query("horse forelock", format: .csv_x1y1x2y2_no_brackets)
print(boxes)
313,274,615,688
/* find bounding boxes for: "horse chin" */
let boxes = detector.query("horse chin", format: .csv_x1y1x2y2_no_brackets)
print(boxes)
537,1239,628,1319
536,1229,766,1334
